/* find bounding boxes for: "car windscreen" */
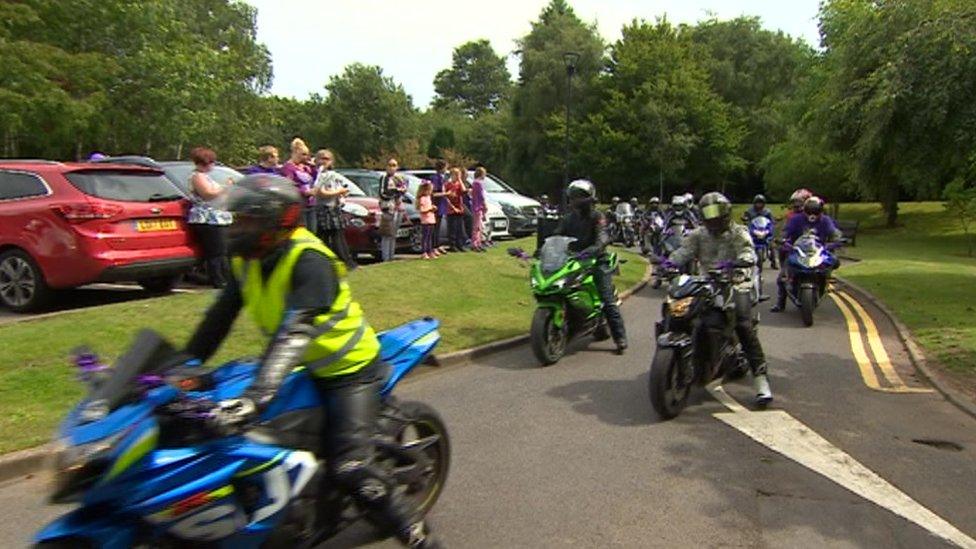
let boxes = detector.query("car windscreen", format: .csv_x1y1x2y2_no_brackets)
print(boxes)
332,172,367,197
65,170,184,202
163,164,243,195
483,174,513,193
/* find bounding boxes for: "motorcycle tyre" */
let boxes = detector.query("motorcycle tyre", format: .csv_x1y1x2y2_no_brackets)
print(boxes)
531,308,566,366
648,348,690,420
800,287,815,327
390,401,452,519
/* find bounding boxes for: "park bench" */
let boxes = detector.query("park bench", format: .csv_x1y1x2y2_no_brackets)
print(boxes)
835,219,860,246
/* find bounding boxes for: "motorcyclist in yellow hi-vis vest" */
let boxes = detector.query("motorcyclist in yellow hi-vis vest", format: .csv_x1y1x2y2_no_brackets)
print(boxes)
184,174,439,548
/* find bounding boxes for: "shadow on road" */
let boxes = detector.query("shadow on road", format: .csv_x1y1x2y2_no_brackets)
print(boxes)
546,371,660,427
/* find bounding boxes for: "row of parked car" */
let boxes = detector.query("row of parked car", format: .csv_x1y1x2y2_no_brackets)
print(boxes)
0,157,543,312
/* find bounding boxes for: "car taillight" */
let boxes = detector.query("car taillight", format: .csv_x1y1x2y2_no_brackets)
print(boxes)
52,203,124,222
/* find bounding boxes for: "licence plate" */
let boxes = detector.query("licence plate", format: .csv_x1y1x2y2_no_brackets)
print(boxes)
530,218,538,225
135,219,178,232
397,228,410,238
493,220,508,229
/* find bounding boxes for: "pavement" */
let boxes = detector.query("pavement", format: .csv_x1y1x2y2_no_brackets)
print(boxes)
2,269,975,548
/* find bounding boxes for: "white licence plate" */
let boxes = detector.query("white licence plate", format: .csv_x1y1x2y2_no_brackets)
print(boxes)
493,220,508,229
397,228,410,238
530,218,538,225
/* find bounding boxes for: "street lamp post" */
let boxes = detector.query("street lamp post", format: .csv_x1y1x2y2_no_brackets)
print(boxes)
562,51,580,211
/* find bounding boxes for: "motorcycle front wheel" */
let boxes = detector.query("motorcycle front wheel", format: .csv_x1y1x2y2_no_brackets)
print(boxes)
800,286,816,327
648,347,691,420
531,308,567,366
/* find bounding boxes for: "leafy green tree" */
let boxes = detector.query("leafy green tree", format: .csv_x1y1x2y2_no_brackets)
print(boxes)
508,0,605,194
433,39,512,116
688,16,816,196
817,0,976,226
570,19,743,199
321,63,417,164
944,178,976,257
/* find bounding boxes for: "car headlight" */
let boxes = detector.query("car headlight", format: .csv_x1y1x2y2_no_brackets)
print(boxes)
667,296,695,317
501,203,520,216
342,203,369,217
49,432,121,503
349,218,366,228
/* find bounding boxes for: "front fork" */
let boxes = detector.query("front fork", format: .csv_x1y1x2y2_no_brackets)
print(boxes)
655,321,695,386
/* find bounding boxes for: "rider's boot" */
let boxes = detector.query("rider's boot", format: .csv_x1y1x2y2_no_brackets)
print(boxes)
770,280,787,312
398,520,442,548
614,337,628,355
753,373,773,408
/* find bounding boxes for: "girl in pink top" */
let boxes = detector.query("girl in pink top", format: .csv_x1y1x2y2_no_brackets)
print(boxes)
417,181,439,259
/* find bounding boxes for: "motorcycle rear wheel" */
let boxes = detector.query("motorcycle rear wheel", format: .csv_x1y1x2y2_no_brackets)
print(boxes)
531,308,566,365
389,401,452,518
648,348,691,420
800,287,815,327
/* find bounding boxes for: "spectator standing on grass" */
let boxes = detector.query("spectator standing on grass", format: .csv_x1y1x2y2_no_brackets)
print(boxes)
430,159,450,254
242,145,282,175
187,146,233,288
378,158,408,262
470,167,489,251
417,181,439,260
313,149,357,269
445,168,467,252
282,138,317,234
460,169,474,247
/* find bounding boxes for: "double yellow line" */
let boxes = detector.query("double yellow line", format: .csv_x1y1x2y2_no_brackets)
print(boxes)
829,289,933,394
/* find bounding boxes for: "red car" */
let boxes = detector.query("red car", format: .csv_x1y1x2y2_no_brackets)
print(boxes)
0,160,197,311
330,173,413,259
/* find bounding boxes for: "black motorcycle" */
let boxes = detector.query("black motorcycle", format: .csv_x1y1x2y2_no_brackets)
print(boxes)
648,261,753,419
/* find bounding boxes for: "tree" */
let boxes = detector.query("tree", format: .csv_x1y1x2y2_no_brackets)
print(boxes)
433,40,512,116
570,19,743,199
817,0,976,226
944,179,976,257
321,64,417,165
688,17,816,196
508,0,605,194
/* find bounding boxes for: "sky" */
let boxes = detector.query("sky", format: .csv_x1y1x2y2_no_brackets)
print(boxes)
244,0,822,108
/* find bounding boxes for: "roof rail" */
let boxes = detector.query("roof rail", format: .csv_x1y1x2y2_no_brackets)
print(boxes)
0,159,62,165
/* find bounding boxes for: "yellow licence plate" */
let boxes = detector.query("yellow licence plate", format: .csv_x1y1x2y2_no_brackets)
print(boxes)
136,219,178,232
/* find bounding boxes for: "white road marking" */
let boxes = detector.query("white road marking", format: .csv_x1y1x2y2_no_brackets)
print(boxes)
709,387,976,548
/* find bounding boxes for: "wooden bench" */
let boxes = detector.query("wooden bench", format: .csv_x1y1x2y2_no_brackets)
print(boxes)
835,219,860,247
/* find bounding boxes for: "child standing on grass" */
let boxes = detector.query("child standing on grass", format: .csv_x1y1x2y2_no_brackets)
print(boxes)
418,181,439,259
470,167,488,251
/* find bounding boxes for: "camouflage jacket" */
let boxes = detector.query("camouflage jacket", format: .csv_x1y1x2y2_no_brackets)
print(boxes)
669,223,756,270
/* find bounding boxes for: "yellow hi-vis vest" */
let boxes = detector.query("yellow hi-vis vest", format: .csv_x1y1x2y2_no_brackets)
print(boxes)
231,227,380,378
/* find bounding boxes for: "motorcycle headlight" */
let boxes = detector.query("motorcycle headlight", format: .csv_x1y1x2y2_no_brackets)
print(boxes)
667,296,695,317
49,432,121,503
800,254,824,268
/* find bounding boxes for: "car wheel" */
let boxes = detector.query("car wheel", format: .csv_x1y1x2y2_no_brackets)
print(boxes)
410,224,423,254
138,275,181,294
0,249,51,312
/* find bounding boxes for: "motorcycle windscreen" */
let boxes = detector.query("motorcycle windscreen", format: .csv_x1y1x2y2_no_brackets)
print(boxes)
750,217,772,230
88,329,181,412
615,203,634,216
540,236,576,275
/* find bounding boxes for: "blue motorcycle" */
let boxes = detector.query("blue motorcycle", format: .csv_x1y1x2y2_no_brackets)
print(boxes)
35,318,450,548
784,232,841,326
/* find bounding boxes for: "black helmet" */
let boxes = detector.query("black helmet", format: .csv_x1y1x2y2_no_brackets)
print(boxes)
753,194,766,205
803,196,824,217
566,179,596,209
699,192,732,235
224,174,303,258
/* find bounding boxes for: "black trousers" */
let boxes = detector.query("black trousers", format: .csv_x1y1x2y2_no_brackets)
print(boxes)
734,289,767,375
433,215,444,248
322,228,356,268
189,223,228,288
593,259,627,341
447,215,466,250
312,367,414,535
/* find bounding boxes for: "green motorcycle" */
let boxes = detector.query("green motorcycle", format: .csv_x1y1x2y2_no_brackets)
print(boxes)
510,236,619,366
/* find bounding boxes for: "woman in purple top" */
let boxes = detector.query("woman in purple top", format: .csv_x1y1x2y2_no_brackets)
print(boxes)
470,167,489,251
242,145,282,175
281,137,317,234
430,159,450,253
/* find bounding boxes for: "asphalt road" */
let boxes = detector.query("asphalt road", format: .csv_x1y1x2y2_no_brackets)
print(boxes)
2,268,975,548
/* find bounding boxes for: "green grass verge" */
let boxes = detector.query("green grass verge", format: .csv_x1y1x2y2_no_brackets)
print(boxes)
827,203,976,384
0,238,646,454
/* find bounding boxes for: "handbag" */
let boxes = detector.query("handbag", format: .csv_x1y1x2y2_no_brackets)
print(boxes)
378,211,397,237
